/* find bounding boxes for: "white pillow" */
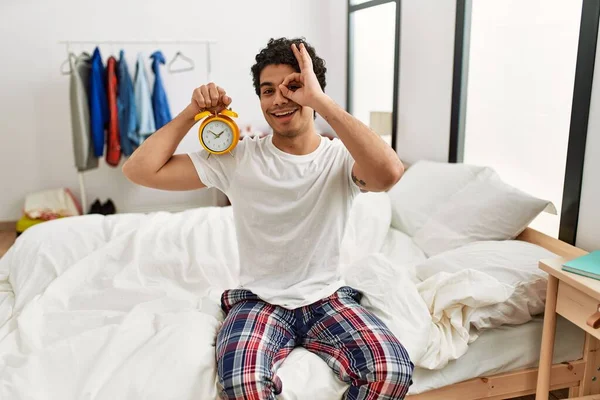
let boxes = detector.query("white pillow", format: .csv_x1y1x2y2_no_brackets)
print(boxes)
412,169,555,256
415,240,556,331
387,160,487,236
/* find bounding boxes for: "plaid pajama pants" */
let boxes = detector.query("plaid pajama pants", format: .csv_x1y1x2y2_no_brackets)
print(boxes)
216,286,414,400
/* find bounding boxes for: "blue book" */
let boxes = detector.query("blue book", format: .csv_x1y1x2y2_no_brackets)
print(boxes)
562,251,600,280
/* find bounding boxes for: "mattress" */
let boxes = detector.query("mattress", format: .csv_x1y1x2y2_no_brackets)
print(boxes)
277,310,585,397
409,314,585,394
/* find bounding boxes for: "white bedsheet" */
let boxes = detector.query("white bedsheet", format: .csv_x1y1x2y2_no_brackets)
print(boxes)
410,315,584,394
0,196,577,399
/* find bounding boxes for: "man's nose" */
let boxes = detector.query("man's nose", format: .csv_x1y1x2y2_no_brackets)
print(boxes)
273,87,288,106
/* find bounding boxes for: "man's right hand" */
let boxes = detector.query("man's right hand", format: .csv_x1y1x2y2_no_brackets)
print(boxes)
192,83,232,114
123,83,233,191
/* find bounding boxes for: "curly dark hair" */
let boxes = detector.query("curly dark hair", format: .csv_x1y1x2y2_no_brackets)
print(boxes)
251,37,327,97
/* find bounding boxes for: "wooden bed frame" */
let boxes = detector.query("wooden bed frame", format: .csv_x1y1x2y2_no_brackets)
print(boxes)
407,227,597,400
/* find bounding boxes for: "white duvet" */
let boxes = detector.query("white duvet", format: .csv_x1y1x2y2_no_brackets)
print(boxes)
0,193,521,399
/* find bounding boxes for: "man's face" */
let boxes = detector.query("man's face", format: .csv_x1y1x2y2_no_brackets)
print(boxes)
259,64,312,137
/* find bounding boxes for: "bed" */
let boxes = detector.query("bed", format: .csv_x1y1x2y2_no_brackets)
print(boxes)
0,160,595,399
408,226,592,399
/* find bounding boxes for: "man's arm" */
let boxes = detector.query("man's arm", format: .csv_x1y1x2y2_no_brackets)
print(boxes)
122,83,231,191
279,43,403,192
313,97,403,192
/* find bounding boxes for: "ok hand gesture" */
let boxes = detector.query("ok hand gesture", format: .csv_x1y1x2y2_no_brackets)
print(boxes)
278,43,326,109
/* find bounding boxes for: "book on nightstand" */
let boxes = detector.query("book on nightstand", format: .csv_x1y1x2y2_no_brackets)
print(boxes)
562,251,600,280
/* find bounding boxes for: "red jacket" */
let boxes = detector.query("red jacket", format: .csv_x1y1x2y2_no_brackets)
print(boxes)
106,56,121,167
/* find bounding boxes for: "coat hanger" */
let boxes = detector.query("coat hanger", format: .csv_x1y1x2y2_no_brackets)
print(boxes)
60,58,71,75
168,51,194,73
60,51,92,76
60,53,76,75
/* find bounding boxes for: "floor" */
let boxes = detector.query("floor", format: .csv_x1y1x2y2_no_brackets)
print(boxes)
0,230,575,400
0,230,16,259
513,388,568,400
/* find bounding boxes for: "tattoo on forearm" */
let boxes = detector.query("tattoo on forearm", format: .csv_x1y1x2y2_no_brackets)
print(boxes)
352,172,366,187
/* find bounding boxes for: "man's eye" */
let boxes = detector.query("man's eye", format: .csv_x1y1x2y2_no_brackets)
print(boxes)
263,89,273,95
289,85,300,91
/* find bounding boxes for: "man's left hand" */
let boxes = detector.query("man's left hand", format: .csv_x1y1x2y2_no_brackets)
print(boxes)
279,43,327,109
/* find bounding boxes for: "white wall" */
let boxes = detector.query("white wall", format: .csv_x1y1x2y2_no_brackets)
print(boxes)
0,0,347,220
396,0,457,164
576,28,600,252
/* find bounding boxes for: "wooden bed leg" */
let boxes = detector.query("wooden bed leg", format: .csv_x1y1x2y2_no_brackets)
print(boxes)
536,275,559,400
580,333,600,395
569,385,580,397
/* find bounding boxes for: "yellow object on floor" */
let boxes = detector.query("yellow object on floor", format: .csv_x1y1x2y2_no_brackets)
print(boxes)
16,214,55,235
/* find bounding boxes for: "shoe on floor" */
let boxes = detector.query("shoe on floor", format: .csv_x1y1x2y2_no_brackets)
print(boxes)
101,199,116,215
89,199,102,214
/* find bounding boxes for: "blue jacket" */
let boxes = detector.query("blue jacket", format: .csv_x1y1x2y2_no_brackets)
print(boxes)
150,51,172,130
89,47,108,156
117,50,137,156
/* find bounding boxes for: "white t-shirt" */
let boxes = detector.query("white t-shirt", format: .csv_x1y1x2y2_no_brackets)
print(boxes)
188,134,361,308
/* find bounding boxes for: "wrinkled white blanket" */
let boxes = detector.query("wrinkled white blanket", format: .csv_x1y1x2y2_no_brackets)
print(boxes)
0,194,516,399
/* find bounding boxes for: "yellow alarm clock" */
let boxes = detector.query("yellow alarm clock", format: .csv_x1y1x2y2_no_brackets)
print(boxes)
194,108,240,157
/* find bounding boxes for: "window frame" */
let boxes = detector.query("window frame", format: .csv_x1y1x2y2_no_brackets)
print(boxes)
347,0,401,151
448,0,599,245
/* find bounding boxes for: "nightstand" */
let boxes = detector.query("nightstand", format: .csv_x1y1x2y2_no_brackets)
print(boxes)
536,257,600,399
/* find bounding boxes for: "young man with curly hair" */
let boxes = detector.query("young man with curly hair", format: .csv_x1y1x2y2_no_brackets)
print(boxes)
123,37,413,399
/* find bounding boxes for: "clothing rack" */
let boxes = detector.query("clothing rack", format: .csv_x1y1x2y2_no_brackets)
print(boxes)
60,39,216,213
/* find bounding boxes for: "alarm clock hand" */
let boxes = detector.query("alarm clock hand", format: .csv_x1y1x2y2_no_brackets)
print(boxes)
208,130,219,137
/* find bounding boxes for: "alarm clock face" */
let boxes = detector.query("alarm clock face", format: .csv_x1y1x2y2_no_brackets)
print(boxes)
202,120,234,152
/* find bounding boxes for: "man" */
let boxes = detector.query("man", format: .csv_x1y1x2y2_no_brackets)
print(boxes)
122,37,414,400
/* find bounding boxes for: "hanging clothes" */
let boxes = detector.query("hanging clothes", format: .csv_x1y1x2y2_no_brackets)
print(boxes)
117,50,137,157
89,47,109,157
68,52,99,172
105,56,121,167
150,50,172,130
133,53,155,145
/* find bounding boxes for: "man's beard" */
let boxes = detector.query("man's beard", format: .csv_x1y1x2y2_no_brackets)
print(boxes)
273,127,301,138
